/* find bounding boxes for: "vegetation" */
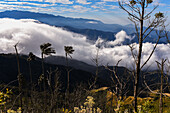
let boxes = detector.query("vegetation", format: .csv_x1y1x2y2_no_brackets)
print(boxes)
118,0,167,112
0,41,169,112
0,1,169,113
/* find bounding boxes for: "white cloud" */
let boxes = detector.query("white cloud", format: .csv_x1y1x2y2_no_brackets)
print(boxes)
76,0,91,5
91,5,100,9
72,5,90,13
5,0,17,1
107,30,134,46
0,18,169,71
102,0,117,2
110,5,119,9
7,1,51,7
86,21,98,24
45,0,73,4
21,0,43,2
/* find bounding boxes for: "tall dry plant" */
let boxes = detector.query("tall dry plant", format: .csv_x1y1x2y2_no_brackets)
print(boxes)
14,43,23,113
64,46,74,93
40,43,55,112
118,0,166,111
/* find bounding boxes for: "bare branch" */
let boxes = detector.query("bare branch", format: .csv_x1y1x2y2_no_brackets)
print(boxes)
141,37,160,69
119,1,140,21
144,5,158,19
129,44,137,65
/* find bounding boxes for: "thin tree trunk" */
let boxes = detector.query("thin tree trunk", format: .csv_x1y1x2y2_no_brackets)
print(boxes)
28,61,34,112
66,53,69,93
41,53,44,76
159,60,164,113
14,44,23,113
41,53,47,112
29,62,32,86
134,1,145,112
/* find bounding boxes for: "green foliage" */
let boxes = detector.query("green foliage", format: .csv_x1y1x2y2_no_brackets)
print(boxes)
0,42,169,113
40,43,56,56
139,100,155,113
64,46,74,58
27,52,36,61
147,0,153,4
130,0,136,6
155,12,164,18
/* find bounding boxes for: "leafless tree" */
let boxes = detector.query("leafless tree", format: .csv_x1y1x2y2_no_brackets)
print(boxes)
105,60,132,112
89,40,101,90
14,43,23,113
118,0,166,111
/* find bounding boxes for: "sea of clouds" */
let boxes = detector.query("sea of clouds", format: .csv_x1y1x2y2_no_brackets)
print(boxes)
0,18,169,70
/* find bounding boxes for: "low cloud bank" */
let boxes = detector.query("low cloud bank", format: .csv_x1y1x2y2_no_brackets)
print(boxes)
0,18,169,70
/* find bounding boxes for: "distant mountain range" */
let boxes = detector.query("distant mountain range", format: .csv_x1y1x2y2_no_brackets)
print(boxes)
0,10,169,44
0,10,132,33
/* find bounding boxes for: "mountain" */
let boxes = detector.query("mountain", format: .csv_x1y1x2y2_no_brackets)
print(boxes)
0,53,169,96
44,56,96,73
44,56,170,87
0,53,100,89
0,53,133,94
0,10,132,33
0,10,168,44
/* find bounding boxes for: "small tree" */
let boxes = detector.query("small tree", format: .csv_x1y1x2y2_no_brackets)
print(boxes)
40,43,56,75
105,60,132,112
40,43,55,112
64,46,74,93
27,52,36,86
118,0,166,112
14,43,23,113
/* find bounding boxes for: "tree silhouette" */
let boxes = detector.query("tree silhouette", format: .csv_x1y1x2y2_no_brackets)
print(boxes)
27,52,36,85
40,43,55,75
64,46,74,92
40,43,55,112
14,43,23,113
118,0,166,112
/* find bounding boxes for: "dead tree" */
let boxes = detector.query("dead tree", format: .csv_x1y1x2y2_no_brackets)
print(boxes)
89,39,101,90
118,0,166,111
156,59,166,113
105,60,132,112
14,43,23,113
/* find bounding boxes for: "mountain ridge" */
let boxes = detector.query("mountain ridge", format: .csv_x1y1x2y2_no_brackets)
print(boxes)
0,10,130,33
0,10,168,44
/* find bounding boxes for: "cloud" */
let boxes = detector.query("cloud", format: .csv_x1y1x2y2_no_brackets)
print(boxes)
91,5,100,9
110,5,119,9
45,0,73,4
102,0,117,2
72,5,90,13
0,18,169,71
20,0,43,2
107,30,134,46
76,0,92,5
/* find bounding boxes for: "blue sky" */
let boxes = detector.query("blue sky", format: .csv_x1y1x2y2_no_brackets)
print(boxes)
0,0,169,26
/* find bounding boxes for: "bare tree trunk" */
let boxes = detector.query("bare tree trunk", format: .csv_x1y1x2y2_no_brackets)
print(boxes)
66,53,69,93
134,1,145,112
41,53,47,112
159,60,164,113
14,44,23,113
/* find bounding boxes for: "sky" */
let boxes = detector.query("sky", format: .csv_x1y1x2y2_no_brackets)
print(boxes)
0,0,169,26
